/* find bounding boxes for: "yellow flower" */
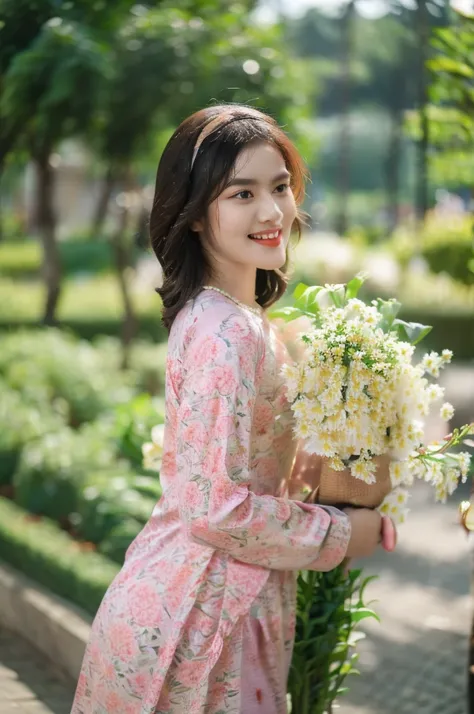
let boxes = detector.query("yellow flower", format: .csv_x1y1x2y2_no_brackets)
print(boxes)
295,421,311,440
329,457,346,471
350,458,376,484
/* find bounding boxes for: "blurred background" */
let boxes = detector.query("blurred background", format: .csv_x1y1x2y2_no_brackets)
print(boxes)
0,1,473,712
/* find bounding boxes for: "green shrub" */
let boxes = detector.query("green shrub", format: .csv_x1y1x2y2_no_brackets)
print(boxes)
0,329,134,426
98,518,144,564
14,425,119,522
0,497,119,616
0,382,64,487
0,314,167,343
0,239,144,279
391,216,474,285
73,471,157,544
112,393,165,469
131,475,163,501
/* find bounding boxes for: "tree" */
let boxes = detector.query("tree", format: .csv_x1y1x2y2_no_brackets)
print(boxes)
1,19,108,323
335,0,356,236
427,7,474,189
0,0,54,239
352,10,417,231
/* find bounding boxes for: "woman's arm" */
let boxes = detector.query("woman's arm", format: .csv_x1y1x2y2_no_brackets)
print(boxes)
174,305,351,572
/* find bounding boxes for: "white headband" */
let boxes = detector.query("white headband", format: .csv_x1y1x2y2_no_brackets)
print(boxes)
191,114,231,170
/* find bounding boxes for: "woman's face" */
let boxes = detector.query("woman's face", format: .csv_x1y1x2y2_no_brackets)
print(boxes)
195,141,297,280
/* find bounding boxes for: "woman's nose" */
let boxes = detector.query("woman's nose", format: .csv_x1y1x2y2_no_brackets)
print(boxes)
257,193,284,224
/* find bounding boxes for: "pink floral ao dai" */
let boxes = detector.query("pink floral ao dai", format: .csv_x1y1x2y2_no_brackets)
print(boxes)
71,290,351,714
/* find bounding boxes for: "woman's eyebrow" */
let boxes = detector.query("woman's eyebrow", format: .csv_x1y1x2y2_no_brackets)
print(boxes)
226,170,290,188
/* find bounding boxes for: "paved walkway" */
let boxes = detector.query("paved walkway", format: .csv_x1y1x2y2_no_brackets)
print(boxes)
340,480,472,714
0,628,73,714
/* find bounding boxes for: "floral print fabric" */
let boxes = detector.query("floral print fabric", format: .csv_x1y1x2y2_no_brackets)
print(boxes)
71,290,351,714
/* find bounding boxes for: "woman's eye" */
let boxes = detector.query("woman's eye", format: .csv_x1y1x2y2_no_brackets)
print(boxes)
275,183,290,194
235,190,253,200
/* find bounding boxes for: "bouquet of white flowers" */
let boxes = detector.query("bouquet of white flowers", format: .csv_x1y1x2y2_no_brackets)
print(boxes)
273,276,473,714
274,276,472,522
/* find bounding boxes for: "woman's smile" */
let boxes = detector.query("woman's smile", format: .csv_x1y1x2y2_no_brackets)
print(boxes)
248,229,283,247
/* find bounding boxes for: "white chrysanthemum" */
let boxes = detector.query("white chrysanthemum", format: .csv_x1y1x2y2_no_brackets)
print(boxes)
319,386,343,414
424,459,444,486
379,488,410,524
426,383,444,404
307,401,325,424
279,294,469,524
328,456,346,471
439,402,455,422
281,362,300,401
350,457,377,485
421,351,443,378
294,419,312,441
389,461,412,487
445,468,460,497
458,452,472,481
395,342,415,361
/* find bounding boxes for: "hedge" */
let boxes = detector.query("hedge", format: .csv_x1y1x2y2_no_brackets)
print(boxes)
0,497,119,616
0,315,167,342
0,240,143,279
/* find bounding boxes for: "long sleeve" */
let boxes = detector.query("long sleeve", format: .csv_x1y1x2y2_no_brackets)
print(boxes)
174,305,350,572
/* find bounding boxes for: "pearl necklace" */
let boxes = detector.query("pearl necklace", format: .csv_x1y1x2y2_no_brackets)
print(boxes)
202,285,263,317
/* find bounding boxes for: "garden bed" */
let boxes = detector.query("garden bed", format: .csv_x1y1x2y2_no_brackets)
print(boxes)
0,329,165,608
0,497,118,615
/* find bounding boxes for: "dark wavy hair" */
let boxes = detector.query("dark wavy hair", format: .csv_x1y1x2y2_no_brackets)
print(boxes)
150,104,309,331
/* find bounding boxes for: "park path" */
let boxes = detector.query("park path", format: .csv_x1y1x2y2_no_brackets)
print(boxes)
340,479,472,714
0,627,72,714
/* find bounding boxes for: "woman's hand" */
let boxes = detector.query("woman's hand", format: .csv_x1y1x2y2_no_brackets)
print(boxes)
381,515,397,552
343,508,397,559
344,508,381,559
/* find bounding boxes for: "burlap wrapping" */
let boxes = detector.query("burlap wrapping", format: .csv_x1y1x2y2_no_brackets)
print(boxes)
306,454,392,508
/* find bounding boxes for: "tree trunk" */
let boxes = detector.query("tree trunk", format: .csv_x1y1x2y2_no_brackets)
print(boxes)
91,166,115,237
111,199,138,370
336,0,355,237
33,153,61,325
385,107,403,234
415,0,430,228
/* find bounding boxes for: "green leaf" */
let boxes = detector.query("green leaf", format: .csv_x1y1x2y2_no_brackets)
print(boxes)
269,306,305,323
391,319,433,345
375,298,402,331
294,285,324,314
350,607,380,624
293,282,309,301
427,56,474,78
345,274,367,301
324,284,346,308
358,574,378,602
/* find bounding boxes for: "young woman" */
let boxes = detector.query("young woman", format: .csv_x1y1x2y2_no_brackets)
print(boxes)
71,104,394,714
